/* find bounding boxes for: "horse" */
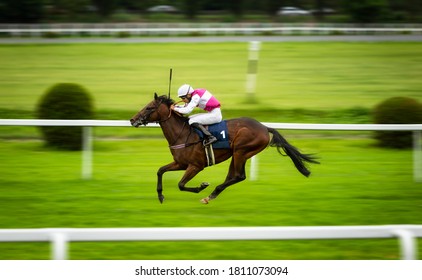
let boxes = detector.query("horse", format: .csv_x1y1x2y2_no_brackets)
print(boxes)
130,93,319,204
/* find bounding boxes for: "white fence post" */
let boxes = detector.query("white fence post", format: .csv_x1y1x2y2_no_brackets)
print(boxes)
82,126,93,180
245,41,261,101
413,131,422,183
50,232,68,260
250,155,258,181
393,229,418,260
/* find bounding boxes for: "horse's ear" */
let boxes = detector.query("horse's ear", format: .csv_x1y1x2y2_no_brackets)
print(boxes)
154,92,158,100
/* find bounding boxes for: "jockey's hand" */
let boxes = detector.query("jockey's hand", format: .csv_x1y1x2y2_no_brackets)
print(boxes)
170,104,175,110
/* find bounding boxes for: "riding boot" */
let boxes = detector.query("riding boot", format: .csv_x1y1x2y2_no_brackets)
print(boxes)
191,122,217,146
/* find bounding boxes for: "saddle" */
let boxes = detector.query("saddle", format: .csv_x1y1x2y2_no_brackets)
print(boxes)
193,121,230,166
192,121,230,149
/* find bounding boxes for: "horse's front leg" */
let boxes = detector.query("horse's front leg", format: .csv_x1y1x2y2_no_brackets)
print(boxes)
157,161,184,203
178,165,209,193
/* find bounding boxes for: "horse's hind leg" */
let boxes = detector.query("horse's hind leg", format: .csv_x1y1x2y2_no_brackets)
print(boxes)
201,158,246,204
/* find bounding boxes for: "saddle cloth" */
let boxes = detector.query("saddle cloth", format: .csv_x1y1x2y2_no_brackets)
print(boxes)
193,120,230,149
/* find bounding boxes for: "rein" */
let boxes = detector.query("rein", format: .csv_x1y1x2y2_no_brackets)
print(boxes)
170,140,202,150
158,108,173,123
156,102,173,124
155,101,202,149
157,101,184,124
169,122,202,150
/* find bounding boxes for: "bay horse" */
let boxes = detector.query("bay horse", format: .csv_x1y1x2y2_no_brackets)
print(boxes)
130,93,319,204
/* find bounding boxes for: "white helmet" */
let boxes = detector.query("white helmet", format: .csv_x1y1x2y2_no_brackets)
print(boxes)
177,84,194,97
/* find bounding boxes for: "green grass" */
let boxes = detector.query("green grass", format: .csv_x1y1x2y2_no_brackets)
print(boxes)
0,137,421,259
0,42,421,112
1,41,421,259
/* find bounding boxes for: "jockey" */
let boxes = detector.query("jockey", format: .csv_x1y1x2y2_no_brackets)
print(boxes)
171,84,222,146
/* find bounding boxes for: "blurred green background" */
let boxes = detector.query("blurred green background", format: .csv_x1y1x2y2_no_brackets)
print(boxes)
1,42,421,112
0,41,422,259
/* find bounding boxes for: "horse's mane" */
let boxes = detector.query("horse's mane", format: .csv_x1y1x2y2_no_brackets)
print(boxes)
156,94,189,122
156,94,175,106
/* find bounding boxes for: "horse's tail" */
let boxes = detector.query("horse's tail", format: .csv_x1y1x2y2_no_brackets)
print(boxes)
267,127,320,177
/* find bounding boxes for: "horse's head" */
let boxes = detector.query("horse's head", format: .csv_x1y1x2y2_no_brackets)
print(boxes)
130,93,175,127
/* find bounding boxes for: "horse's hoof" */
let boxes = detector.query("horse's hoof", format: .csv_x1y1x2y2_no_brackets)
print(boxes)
200,197,210,204
200,182,209,190
158,195,165,204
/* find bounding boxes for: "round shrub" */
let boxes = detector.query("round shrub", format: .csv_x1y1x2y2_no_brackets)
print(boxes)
373,97,422,148
37,83,94,150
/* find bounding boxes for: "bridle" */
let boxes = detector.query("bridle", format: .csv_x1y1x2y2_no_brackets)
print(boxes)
139,99,174,125
134,98,201,149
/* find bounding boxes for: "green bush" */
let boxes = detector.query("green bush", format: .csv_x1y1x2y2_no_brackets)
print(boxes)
41,31,60,38
36,83,94,150
373,96,422,148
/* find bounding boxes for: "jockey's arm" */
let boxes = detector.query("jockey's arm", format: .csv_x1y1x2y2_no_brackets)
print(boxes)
173,95,200,114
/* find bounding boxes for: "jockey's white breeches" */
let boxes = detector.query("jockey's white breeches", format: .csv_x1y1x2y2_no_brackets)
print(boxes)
188,108,222,125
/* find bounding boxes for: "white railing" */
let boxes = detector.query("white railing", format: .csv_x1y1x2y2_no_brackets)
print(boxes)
0,119,421,182
0,225,421,260
1,23,421,37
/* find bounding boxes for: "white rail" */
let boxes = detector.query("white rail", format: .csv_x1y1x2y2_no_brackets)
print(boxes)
1,119,422,130
0,225,421,260
1,23,422,37
0,119,421,182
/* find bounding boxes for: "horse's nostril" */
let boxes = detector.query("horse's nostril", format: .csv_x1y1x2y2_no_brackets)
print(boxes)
130,119,139,127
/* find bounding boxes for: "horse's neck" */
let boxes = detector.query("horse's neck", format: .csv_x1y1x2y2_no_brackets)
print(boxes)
159,116,190,145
